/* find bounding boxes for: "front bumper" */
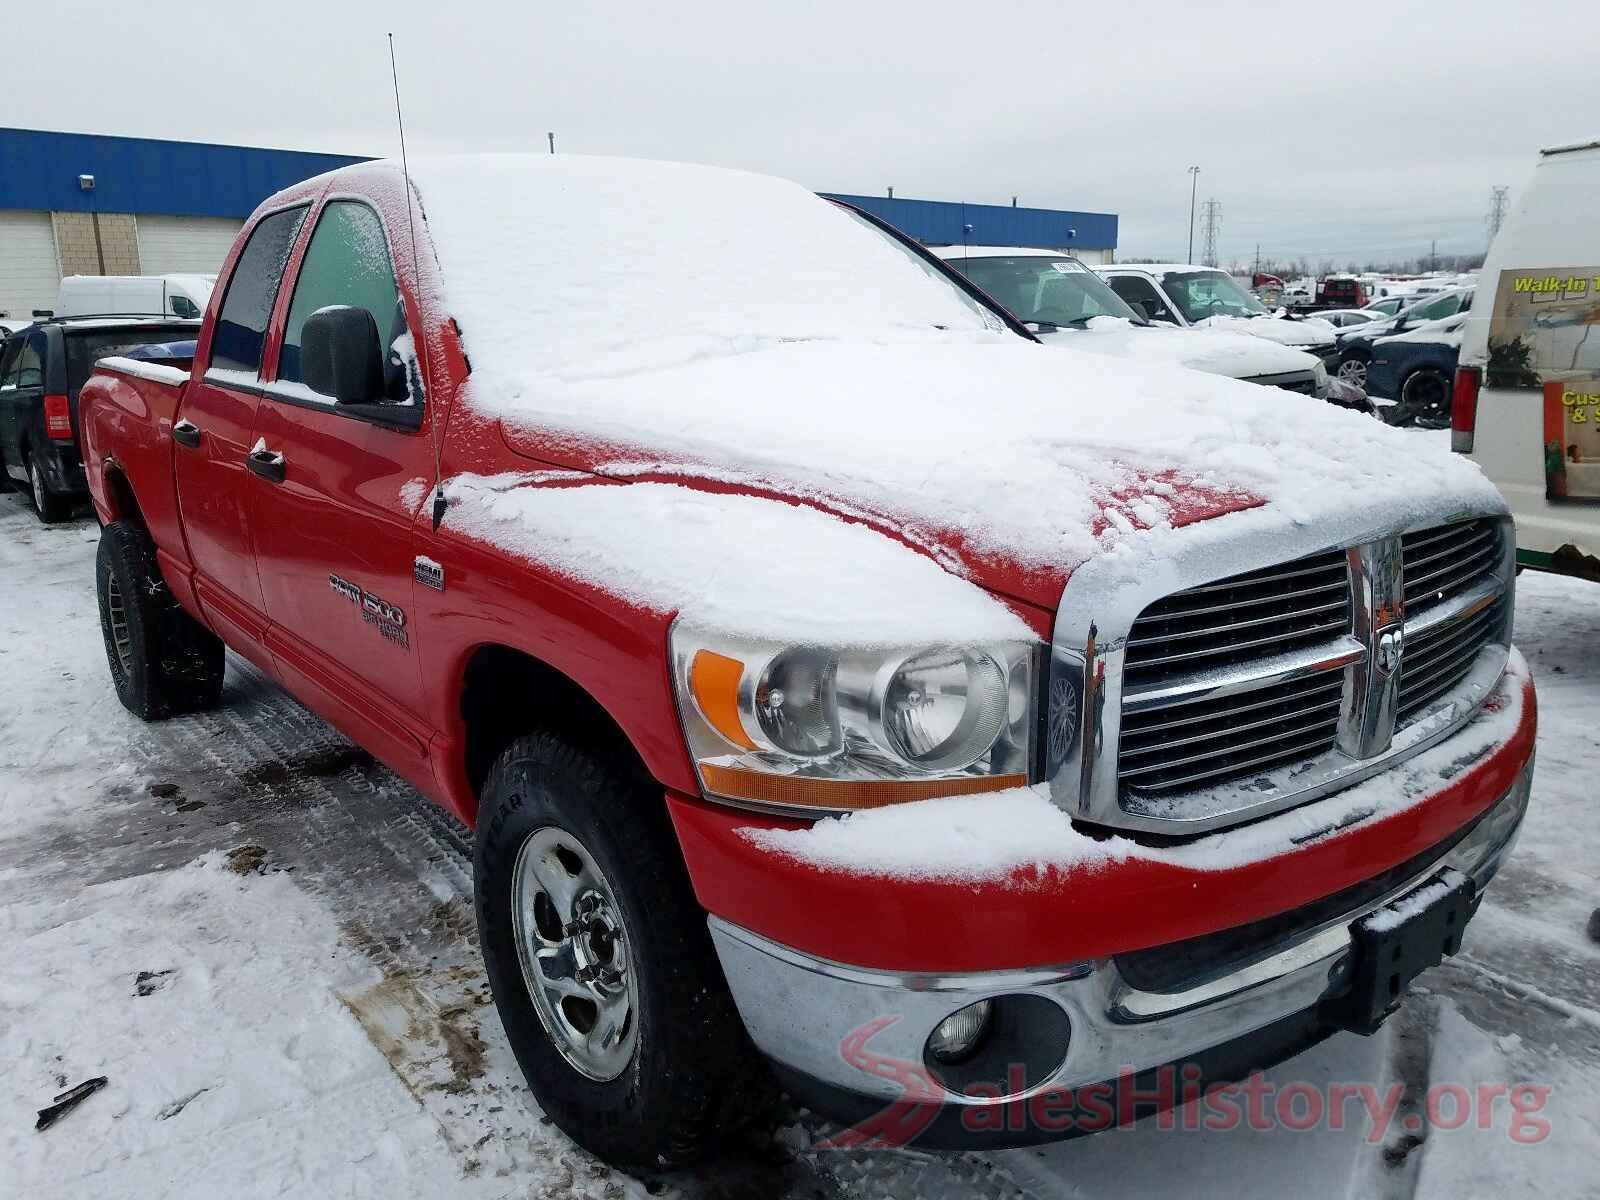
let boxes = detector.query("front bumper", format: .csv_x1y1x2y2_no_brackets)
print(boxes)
710,762,1531,1148
675,657,1537,1148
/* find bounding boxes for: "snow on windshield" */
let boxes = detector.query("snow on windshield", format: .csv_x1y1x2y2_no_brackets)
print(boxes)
407,154,1002,385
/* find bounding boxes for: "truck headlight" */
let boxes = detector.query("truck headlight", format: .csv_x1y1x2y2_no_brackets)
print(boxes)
672,626,1037,815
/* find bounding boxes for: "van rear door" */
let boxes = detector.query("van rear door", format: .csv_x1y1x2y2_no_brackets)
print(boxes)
1458,141,1600,577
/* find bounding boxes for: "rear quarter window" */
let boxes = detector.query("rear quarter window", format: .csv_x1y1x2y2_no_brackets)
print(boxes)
210,206,309,375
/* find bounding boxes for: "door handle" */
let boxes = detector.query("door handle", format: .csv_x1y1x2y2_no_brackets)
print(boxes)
171,419,201,449
244,445,286,484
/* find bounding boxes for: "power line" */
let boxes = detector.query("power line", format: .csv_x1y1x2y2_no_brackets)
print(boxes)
1199,198,1221,267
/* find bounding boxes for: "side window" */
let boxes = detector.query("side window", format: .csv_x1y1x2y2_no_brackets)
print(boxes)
14,338,43,391
0,340,20,391
1107,275,1176,322
210,206,308,375
278,201,413,402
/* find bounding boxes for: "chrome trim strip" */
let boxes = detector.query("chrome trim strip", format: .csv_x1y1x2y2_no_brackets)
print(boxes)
1122,637,1364,714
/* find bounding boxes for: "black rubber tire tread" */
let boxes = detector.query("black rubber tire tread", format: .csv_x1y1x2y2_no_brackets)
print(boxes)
29,456,72,523
474,731,774,1168
1399,368,1453,429
96,520,226,720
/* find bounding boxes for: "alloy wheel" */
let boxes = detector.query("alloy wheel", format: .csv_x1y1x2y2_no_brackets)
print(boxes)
511,826,640,1081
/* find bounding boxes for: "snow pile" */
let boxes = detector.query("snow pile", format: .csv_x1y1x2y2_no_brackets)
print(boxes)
1365,874,1459,932
0,855,492,1197
1377,313,1468,349
742,651,1530,882
1046,316,1320,379
95,356,190,387
1195,313,1335,349
443,474,1033,645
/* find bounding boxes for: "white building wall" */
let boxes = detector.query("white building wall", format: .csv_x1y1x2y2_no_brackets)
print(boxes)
0,210,61,319
135,215,245,275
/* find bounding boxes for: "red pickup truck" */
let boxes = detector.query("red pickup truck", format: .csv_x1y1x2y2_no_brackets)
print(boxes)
79,155,1536,1165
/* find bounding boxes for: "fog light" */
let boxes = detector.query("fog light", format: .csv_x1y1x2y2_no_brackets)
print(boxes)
927,999,993,1063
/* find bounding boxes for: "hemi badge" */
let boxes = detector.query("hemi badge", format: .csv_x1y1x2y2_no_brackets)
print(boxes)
414,556,446,592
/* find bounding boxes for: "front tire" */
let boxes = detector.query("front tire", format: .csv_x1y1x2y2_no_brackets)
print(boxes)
29,456,72,523
96,520,226,720
474,733,771,1167
1335,352,1369,390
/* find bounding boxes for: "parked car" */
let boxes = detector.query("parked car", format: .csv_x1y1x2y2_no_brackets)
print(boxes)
1334,286,1476,389
1098,264,1340,363
1366,312,1467,424
79,155,1533,1166
1312,308,1383,329
932,247,1368,408
1456,136,1600,582
1314,276,1370,309
53,274,214,320
0,314,199,521
1363,296,1413,317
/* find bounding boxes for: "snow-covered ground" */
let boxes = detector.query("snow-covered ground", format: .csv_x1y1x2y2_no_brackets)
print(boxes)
1,462,1596,1199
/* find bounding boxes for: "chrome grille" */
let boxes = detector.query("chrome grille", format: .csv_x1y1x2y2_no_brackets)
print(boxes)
1123,549,1351,686
1118,670,1345,794
1402,519,1501,615
1398,598,1506,722
1062,513,1514,833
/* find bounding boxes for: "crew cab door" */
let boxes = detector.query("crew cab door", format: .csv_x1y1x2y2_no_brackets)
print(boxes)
247,198,434,771
174,204,308,650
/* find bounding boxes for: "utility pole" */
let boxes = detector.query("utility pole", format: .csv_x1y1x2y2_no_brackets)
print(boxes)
1186,166,1200,264
887,186,894,199
1486,186,1510,243
1430,239,1437,273
1254,244,1261,276
547,132,555,154
1199,198,1221,267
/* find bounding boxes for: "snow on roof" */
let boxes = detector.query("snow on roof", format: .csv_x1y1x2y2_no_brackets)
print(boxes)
397,154,1504,630
1375,312,1468,348
1098,263,1223,275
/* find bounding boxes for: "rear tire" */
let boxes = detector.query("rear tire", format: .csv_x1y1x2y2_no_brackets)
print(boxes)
96,520,226,720
474,732,773,1167
29,456,72,524
1397,368,1452,429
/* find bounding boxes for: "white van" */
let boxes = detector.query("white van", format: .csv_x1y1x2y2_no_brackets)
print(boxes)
53,274,214,321
1456,138,1600,581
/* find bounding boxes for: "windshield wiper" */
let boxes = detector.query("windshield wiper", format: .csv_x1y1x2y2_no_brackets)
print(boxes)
1027,316,1094,330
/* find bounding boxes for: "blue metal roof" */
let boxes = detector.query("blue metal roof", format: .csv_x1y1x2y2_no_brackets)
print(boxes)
0,129,1118,252
825,193,1117,251
0,128,369,218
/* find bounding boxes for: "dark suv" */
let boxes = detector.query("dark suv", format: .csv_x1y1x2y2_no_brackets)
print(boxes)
0,317,198,522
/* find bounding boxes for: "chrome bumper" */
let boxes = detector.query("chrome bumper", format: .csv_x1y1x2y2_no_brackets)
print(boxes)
710,764,1530,1121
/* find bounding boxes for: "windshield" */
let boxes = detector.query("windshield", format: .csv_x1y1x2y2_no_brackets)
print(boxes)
1160,269,1268,322
947,256,1140,327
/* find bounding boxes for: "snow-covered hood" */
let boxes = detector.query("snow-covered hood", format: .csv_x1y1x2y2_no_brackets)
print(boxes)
481,337,1504,610
1194,313,1337,350
1037,317,1320,380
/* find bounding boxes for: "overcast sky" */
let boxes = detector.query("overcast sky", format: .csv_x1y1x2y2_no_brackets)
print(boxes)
15,0,1589,265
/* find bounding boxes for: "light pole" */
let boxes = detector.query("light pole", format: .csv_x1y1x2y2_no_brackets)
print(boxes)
1187,165,1200,264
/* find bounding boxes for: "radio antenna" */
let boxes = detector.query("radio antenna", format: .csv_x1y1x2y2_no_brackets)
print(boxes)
388,32,447,532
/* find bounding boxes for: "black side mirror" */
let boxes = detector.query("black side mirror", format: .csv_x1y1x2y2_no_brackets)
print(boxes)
302,306,384,405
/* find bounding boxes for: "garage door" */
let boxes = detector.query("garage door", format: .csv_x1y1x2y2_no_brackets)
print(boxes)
0,210,61,320
136,215,245,275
